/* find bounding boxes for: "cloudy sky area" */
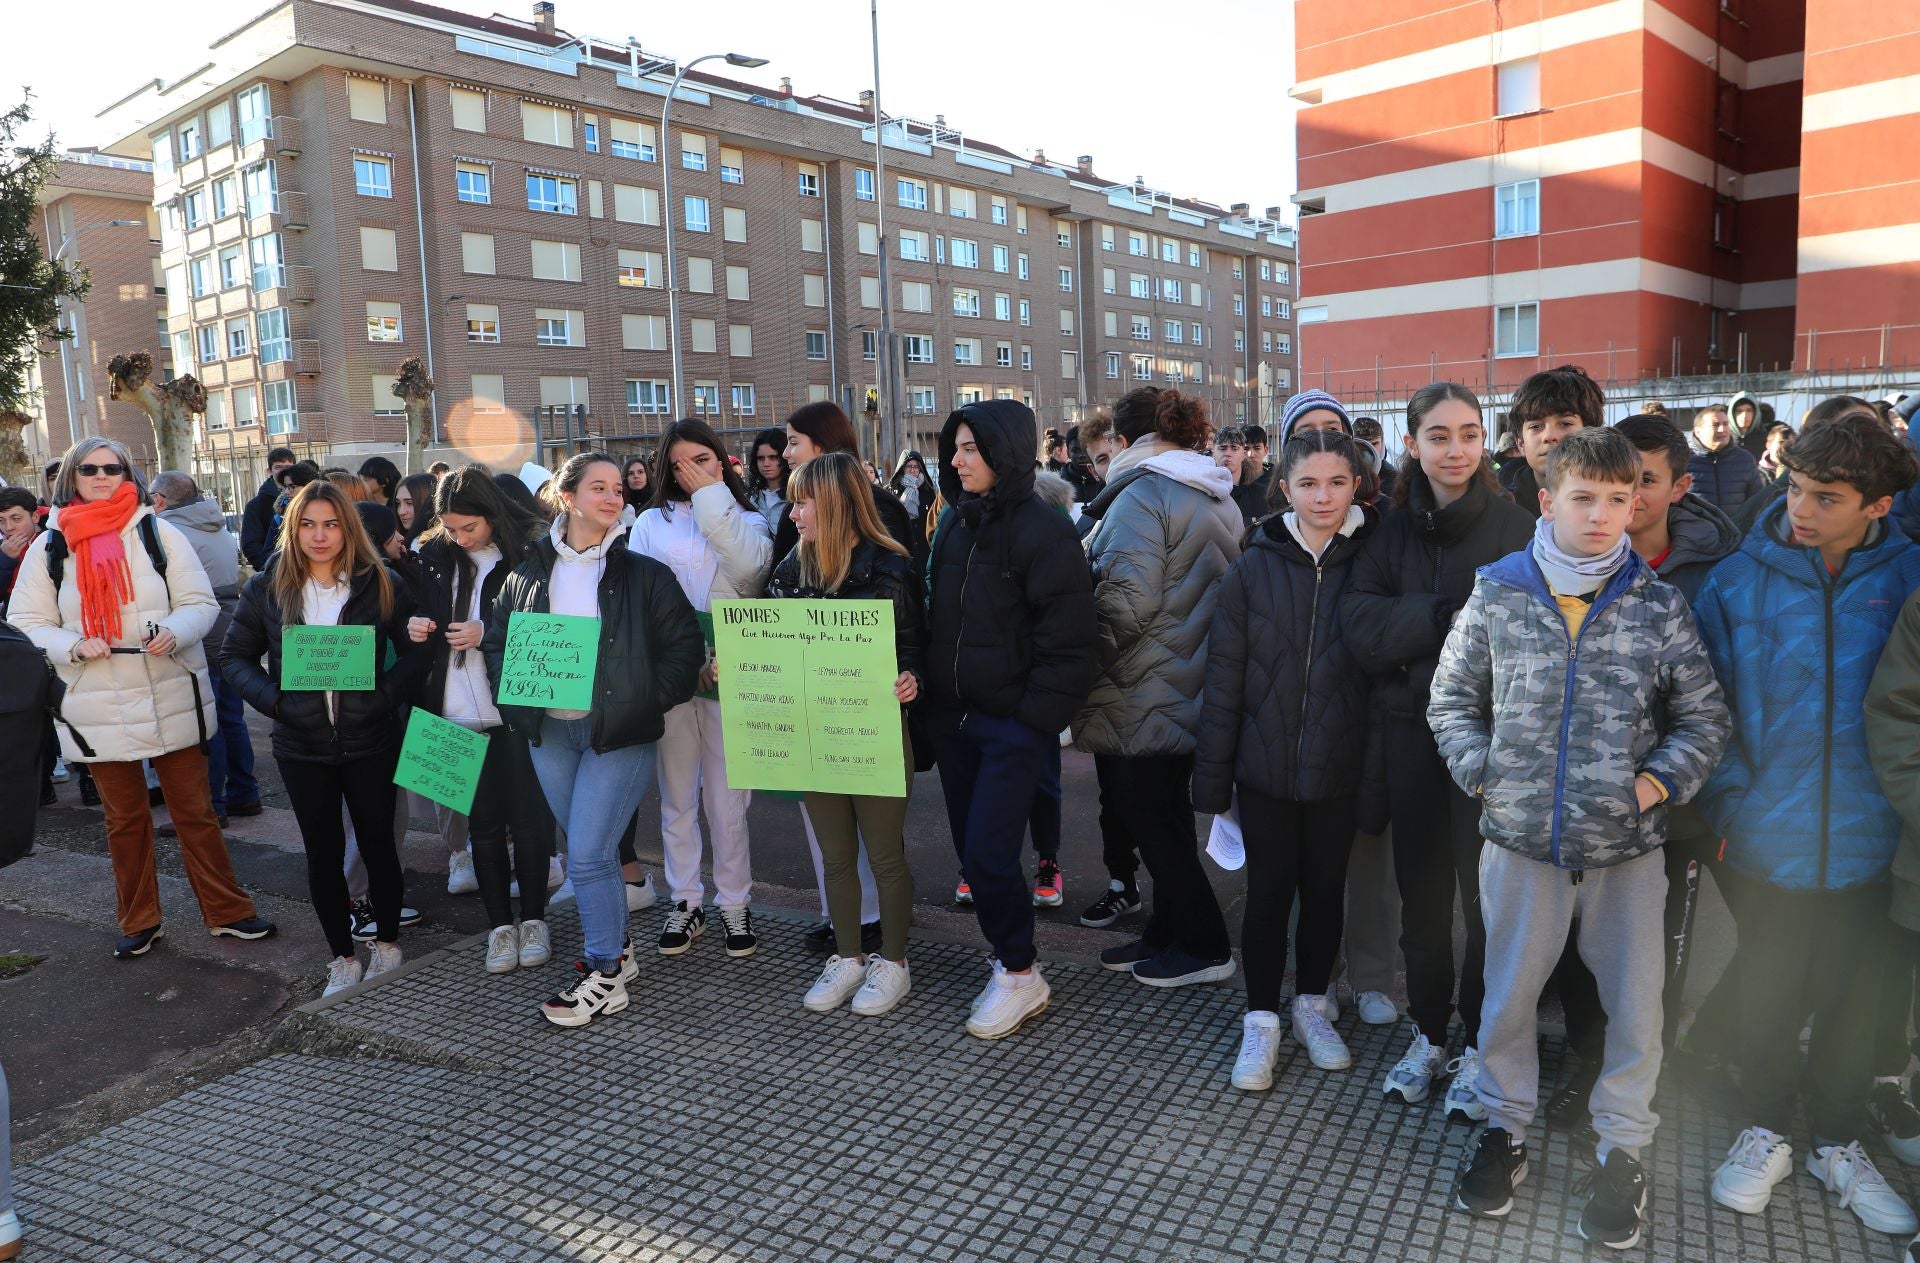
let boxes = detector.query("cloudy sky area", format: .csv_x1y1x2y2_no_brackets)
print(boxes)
1,0,1298,217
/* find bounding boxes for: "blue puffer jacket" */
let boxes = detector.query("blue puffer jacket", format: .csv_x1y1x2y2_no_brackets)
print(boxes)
1693,502,1920,890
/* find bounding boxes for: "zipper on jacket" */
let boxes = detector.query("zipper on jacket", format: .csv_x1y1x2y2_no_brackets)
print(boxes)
1545,577,1626,868
953,533,979,699
1296,561,1324,793
1819,559,1836,887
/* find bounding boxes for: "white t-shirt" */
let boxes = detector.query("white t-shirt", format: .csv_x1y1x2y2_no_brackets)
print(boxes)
441,544,502,729
544,518,621,720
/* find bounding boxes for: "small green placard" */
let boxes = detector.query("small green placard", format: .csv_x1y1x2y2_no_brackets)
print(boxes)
393,709,488,814
496,611,599,711
281,625,376,691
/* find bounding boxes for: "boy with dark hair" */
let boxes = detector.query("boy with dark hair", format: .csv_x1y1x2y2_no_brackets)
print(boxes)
1501,365,1606,517
0,486,40,614
1430,427,1729,1248
1697,413,1920,1237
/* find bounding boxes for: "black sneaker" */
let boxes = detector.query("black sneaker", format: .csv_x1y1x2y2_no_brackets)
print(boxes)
1099,938,1158,972
39,782,57,807
1548,1057,1599,1128
1869,1081,1920,1166
350,901,423,941
719,907,757,958
859,920,883,955
1455,1127,1528,1218
113,924,165,959
659,901,704,955
803,920,835,952
1575,1149,1650,1249
209,917,277,940
1132,947,1237,988
78,773,101,807
1079,883,1142,928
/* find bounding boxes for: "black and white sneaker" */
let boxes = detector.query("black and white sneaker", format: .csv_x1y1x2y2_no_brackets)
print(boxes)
349,900,423,941
1576,1149,1650,1250
113,924,164,959
1870,1081,1920,1167
541,963,629,1028
1455,1127,1528,1218
659,901,705,955
718,907,757,957
209,917,277,941
1079,881,1142,928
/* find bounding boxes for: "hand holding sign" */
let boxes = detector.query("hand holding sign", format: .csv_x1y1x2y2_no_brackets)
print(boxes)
282,626,376,690
497,611,600,710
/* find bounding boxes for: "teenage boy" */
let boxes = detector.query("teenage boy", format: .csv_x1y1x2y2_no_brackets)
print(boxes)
927,400,1097,1039
1429,427,1730,1248
240,446,297,570
1499,365,1606,517
1697,413,1920,1237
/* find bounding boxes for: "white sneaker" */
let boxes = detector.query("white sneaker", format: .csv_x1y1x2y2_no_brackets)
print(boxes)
803,954,868,1013
1231,1011,1282,1091
1383,1029,1446,1104
1292,994,1352,1070
1445,1047,1488,1121
971,958,1005,1013
1356,990,1399,1025
51,757,70,783
1810,1140,1919,1234
0,1207,21,1253
322,955,363,997
365,941,404,981
1317,990,1340,1022
1710,1126,1793,1214
966,965,1050,1040
547,855,565,891
625,872,658,912
518,919,551,967
485,925,519,974
447,850,478,895
852,957,911,1016
541,965,628,1028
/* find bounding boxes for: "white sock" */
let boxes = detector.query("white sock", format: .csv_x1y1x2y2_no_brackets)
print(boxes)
1876,1075,1904,1086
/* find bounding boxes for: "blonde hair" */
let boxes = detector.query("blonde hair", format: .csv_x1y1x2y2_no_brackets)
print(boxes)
323,468,370,503
788,452,905,592
273,480,394,624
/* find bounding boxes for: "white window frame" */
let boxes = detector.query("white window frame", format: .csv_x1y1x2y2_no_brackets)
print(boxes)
264,381,298,435
904,335,934,365
366,305,402,343
535,312,574,347
855,168,875,201
256,308,291,363
456,164,492,205
1495,179,1540,239
626,379,672,416
805,330,828,361
526,172,577,215
684,196,710,233
897,177,927,210
354,155,392,199
1495,302,1540,357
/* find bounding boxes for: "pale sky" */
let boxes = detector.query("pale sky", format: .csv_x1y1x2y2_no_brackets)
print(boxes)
0,0,1298,217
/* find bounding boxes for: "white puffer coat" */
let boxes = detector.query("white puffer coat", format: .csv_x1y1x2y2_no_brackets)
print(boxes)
11,506,220,764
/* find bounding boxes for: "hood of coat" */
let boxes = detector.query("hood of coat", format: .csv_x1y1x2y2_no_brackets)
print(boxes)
1727,391,1762,436
1138,449,1235,500
548,514,629,564
159,495,228,537
1662,492,1741,575
1249,501,1378,566
937,399,1037,515
1405,464,1505,546
1104,433,1179,482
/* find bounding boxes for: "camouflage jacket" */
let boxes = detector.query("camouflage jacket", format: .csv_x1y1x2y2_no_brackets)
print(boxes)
1428,547,1731,869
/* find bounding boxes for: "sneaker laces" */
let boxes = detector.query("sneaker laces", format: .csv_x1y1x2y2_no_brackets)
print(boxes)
720,907,752,936
1447,1047,1482,1083
488,925,516,953
1037,860,1060,890
1390,1031,1436,1083
1571,1151,1644,1201
1727,1127,1786,1174
816,955,863,989
1825,1141,1892,1212
1295,1001,1338,1046
664,905,698,935
1238,1020,1277,1066
326,957,358,988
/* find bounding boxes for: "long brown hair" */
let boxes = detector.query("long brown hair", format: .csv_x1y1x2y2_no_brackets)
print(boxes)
789,453,906,592
1393,380,1504,509
272,480,395,623
649,417,756,513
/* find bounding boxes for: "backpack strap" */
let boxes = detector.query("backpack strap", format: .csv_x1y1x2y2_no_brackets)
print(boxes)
44,529,66,589
42,517,168,595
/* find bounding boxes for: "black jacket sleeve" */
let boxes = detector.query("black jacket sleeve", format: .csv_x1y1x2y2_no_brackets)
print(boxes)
1341,524,1451,675
219,575,280,719
641,560,705,714
377,569,425,716
240,487,274,571
1013,511,1099,735
1191,563,1247,815
891,564,927,683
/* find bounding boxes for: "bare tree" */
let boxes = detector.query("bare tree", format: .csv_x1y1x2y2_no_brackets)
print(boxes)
0,408,32,487
107,351,203,474
393,357,436,474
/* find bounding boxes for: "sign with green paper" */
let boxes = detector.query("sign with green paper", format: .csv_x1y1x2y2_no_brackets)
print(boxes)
496,611,599,710
711,598,905,797
281,625,375,691
393,709,487,814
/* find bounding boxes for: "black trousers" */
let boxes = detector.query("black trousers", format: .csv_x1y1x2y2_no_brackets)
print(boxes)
931,709,1052,972
1877,925,1920,1079
278,751,403,958
1386,715,1486,1048
1239,787,1356,1012
469,726,556,929
1095,751,1230,960
1091,752,1140,887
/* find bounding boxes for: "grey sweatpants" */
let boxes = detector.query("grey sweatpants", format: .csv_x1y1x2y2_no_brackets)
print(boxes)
1342,826,1400,995
1475,844,1666,1157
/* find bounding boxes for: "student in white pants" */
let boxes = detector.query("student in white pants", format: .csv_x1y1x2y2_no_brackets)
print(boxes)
630,420,773,959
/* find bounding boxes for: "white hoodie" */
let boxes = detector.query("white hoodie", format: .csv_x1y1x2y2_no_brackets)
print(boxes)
1139,448,1243,542
545,516,626,720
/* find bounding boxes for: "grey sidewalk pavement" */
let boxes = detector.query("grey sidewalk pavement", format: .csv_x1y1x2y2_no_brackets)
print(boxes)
15,900,1917,1263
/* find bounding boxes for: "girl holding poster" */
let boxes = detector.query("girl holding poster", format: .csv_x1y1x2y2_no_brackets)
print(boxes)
220,480,419,998
632,420,774,961
485,452,703,1028
767,453,923,1017
408,468,555,976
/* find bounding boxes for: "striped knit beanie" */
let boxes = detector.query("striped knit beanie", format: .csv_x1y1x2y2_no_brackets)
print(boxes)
1280,389,1353,445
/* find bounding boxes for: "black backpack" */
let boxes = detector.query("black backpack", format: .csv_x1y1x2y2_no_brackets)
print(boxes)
0,620,61,867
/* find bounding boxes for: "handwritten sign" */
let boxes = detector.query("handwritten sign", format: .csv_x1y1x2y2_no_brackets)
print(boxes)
712,599,905,797
393,709,487,814
281,625,375,691
497,612,599,710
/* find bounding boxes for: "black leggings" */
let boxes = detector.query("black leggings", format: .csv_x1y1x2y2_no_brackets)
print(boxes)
1239,787,1356,1013
278,752,403,958
1386,715,1487,1048
470,727,556,929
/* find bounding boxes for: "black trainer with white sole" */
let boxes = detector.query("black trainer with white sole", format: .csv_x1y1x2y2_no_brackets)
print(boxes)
659,902,705,955
1575,1149,1650,1250
112,924,164,959
719,907,757,957
1455,1127,1528,1218
209,917,277,940
541,963,629,1028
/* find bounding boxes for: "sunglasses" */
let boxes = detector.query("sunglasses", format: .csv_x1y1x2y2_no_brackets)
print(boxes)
77,463,127,477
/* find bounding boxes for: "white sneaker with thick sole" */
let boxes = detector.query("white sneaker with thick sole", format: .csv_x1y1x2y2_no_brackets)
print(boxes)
322,955,364,998
966,965,1050,1040
1292,994,1353,1070
971,959,1005,1013
518,919,552,968
853,958,911,1016
447,850,478,895
625,872,658,912
0,1207,21,1255
1710,1126,1793,1214
365,941,404,981
1231,1011,1282,1091
547,856,565,891
1383,1029,1447,1104
804,954,868,1012
1356,990,1399,1025
542,966,628,1028
1810,1141,1919,1234
1445,1048,1488,1122
485,925,519,974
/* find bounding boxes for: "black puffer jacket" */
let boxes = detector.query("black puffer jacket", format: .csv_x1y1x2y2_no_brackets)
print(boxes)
773,481,915,573
1687,440,1766,518
411,535,518,718
925,400,1097,734
482,528,703,752
1497,458,1543,519
219,562,422,764
767,539,926,681
1193,507,1379,814
239,476,279,571
1341,468,1534,721
1655,492,1741,604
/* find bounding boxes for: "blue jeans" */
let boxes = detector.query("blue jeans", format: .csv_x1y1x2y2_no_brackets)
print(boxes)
1,1058,12,1217
527,719,657,973
206,667,258,814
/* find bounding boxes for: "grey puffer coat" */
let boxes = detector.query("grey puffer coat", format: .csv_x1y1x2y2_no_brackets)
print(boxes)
1072,448,1241,757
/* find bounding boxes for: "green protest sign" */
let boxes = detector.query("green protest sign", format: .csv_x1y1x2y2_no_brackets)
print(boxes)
281,625,375,691
712,599,905,797
496,611,599,711
393,709,487,814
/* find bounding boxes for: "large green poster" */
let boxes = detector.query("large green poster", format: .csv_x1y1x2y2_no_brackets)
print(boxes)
712,599,905,797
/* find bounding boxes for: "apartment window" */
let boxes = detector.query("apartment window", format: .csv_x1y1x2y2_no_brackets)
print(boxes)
862,331,877,361
718,383,751,417
529,239,581,281
466,303,500,343
1101,268,1116,295
725,265,751,300
460,231,496,274
1232,294,1244,316
621,314,667,350
243,162,277,218
613,183,660,225
372,374,405,417
1191,321,1203,344
1105,351,1121,379
690,383,720,416
995,341,1013,368
1059,229,1073,249
687,258,714,293
1128,232,1146,257
805,330,828,361
195,325,219,364
360,226,398,272
1167,360,1184,383
527,173,577,214
264,381,298,435
953,288,981,318
990,196,1007,226
450,86,486,133
366,301,403,343
950,187,977,220
1276,263,1290,284
800,218,823,252
250,235,286,290
1262,296,1272,318
724,207,749,242
177,120,202,162
1058,266,1073,292
797,163,821,197
355,155,393,199
983,244,1005,275
855,167,875,201
904,335,934,364
520,100,572,147
1497,57,1541,116
1262,331,1272,353
684,196,710,232
905,387,933,415
583,122,598,153
237,86,272,146
1131,354,1153,381
1131,316,1150,340
1165,320,1184,344
1013,253,1027,281
1495,179,1539,238
231,385,257,428
1232,262,1244,280
1233,329,1245,352
346,77,387,124
1021,346,1033,371
1161,278,1183,302
1017,206,1029,234
935,236,945,265
1495,302,1539,356
680,131,707,170
1277,334,1291,354
1019,299,1031,326
184,190,207,229
900,230,929,262
728,324,753,357
206,101,232,150
994,292,1011,321
627,380,672,415
212,178,235,219
224,317,250,358
1059,308,1074,337
1060,351,1078,380
218,246,245,290
954,338,981,366
1128,274,1149,299
1189,245,1201,267
256,308,290,363
1260,261,1271,280
897,177,927,210
802,275,826,308
953,239,979,269
457,162,492,204
1277,299,1291,319
535,308,581,347
720,146,744,184
471,375,506,413
609,117,655,161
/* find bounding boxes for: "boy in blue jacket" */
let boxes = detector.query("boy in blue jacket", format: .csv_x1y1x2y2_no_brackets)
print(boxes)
1694,413,1920,1238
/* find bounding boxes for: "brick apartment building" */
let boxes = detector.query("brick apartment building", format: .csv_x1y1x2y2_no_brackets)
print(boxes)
86,0,1296,476
23,153,169,468
1290,0,1919,404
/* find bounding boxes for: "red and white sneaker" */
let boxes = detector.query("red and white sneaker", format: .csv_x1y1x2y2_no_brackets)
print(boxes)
954,873,973,905
1033,859,1064,907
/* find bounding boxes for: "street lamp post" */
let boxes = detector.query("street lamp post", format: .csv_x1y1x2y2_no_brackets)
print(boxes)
662,52,767,420
50,218,143,449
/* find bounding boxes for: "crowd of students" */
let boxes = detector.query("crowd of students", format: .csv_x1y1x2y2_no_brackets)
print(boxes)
10,371,1920,1260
